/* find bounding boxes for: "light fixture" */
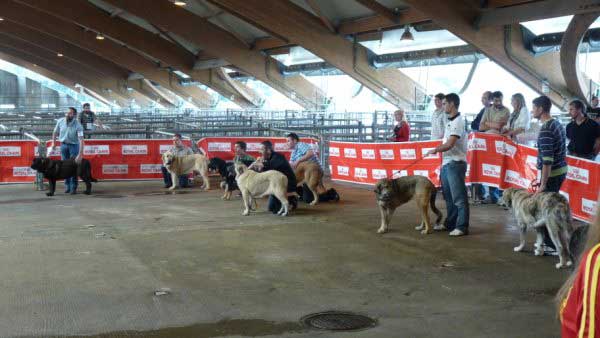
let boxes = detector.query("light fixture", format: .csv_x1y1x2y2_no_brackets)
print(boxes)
57,53,64,57
96,33,105,40
0,17,4,21
174,1,186,6
400,25,414,41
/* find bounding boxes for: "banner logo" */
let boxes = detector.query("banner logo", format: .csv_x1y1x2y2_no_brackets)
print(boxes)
504,169,529,188
0,146,21,157
582,198,597,215
482,163,501,178
559,191,569,201
208,142,231,152
83,145,109,155
247,142,262,152
495,140,516,157
159,145,172,154
392,170,408,178
337,165,349,176
567,166,589,184
274,143,289,152
329,147,340,157
400,148,416,160
102,164,128,174
413,170,429,177
421,148,439,159
140,164,163,174
13,167,36,177
379,149,395,160
343,148,357,158
122,145,148,155
354,167,368,178
468,137,487,151
361,149,375,159
372,169,387,179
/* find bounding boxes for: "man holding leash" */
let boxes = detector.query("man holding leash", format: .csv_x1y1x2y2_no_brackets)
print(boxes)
50,107,84,194
161,133,193,188
426,93,470,237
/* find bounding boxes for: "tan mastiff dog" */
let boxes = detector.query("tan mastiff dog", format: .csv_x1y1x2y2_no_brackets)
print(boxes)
374,176,443,235
162,151,210,191
235,163,290,216
294,161,325,206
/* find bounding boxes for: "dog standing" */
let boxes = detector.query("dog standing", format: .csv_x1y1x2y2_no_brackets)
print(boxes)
294,161,325,206
234,163,289,216
374,176,443,235
162,152,210,191
30,157,96,196
501,187,573,269
209,157,238,200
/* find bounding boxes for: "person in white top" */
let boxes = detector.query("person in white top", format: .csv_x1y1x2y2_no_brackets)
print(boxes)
426,93,469,237
431,93,447,140
501,93,530,143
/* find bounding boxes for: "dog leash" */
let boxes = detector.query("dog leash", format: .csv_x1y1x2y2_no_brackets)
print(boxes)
528,179,540,193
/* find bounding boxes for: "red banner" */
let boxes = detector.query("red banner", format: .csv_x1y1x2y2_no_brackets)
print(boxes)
46,139,191,180
197,137,318,161
0,140,39,183
329,133,599,223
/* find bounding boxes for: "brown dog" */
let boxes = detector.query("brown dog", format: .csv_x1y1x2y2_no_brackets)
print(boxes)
374,176,443,234
294,161,325,206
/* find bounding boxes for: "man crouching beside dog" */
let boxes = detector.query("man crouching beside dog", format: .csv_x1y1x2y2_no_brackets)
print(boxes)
425,93,470,237
161,133,193,188
287,133,339,204
249,140,298,214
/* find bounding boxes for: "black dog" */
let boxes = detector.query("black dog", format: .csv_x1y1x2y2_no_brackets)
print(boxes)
30,157,97,196
208,157,240,200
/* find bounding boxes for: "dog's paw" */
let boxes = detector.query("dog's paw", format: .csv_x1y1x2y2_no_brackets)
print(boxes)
168,186,176,191
555,262,569,269
415,224,424,231
377,228,387,234
242,210,249,216
421,229,433,235
46,192,54,197
534,248,544,256
513,246,524,252
309,200,318,206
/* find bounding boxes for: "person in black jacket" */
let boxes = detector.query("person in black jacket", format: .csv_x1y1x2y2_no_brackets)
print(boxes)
249,140,298,213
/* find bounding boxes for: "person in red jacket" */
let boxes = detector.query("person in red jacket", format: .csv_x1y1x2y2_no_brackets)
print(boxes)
558,197,600,338
389,109,410,142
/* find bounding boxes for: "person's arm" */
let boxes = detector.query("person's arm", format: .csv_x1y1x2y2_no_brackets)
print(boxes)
536,129,554,192
399,122,410,142
292,149,315,168
51,121,59,147
427,135,459,155
76,124,84,162
479,110,490,132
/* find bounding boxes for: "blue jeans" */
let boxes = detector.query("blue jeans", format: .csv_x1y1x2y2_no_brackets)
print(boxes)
441,160,470,232
60,143,79,192
487,186,502,202
161,166,189,188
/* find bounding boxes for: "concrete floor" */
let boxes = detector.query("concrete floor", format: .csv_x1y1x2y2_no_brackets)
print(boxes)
0,179,570,338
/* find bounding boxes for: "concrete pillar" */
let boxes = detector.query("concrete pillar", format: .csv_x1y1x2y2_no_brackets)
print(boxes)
17,75,27,110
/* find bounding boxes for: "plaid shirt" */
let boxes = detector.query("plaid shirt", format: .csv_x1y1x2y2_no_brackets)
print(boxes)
290,142,319,164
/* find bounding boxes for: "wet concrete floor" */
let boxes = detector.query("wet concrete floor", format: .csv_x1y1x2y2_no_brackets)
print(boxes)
0,180,574,337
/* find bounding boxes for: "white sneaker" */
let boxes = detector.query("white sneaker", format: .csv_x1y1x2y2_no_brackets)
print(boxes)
433,224,447,231
415,224,424,231
449,229,466,236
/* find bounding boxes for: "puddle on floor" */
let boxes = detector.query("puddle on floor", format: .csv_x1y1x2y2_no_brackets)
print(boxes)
44,319,306,338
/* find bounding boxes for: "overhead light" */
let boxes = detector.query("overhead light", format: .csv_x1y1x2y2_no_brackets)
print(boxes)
400,25,414,41
96,33,105,40
33,64,37,67
0,18,4,21
174,1,186,6
57,53,64,57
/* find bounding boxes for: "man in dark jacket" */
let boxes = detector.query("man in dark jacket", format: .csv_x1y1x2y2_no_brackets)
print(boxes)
249,140,298,213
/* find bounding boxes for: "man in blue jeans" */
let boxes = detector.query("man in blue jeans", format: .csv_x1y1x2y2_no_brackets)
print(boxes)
426,93,470,236
50,107,84,194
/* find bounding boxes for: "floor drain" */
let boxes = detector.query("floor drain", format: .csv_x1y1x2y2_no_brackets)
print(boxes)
93,194,125,199
301,311,377,331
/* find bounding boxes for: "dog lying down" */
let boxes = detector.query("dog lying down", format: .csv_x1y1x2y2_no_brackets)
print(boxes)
30,157,97,196
374,176,443,235
501,187,573,269
162,151,210,191
234,163,289,216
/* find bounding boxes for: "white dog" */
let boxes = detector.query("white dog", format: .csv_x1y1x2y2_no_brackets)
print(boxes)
234,163,289,216
162,151,210,191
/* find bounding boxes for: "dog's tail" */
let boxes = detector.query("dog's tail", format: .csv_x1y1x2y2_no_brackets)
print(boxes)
430,188,443,225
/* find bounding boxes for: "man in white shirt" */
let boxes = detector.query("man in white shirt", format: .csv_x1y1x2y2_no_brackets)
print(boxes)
431,93,446,140
426,93,469,236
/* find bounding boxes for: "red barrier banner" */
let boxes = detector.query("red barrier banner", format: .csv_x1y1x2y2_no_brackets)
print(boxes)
197,137,318,161
0,140,39,183
46,139,191,181
329,133,599,223
328,140,443,186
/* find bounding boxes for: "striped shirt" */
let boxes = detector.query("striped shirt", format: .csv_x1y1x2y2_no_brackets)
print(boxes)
560,243,600,338
536,118,567,177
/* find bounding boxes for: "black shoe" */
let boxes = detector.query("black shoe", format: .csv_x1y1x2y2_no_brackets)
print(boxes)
329,189,340,202
164,184,171,188
289,196,298,210
70,190,77,195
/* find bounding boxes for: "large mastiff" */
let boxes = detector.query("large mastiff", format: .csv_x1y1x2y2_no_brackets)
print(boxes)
30,157,96,196
235,163,289,216
374,176,443,235
162,152,210,190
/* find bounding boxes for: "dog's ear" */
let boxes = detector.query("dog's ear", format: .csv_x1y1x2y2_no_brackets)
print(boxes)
234,163,247,176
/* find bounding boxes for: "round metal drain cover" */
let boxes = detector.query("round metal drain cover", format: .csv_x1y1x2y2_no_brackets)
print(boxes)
301,311,377,331
93,194,125,199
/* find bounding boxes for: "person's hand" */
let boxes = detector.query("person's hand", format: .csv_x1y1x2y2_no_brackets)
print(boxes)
290,161,298,169
425,148,437,156
75,154,82,163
